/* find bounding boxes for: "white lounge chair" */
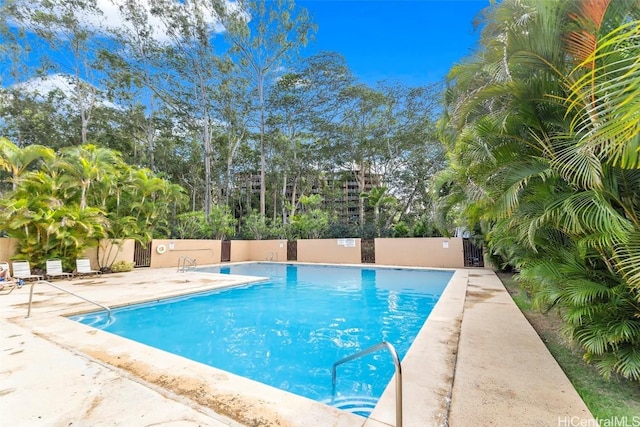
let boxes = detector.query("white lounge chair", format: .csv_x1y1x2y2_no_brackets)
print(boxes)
12,260,43,281
45,259,73,280
76,258,101,277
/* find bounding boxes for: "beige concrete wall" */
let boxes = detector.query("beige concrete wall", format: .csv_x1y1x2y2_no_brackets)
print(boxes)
375,237,464,268
150,239,220,268
97,239,136,268
0,238,19,263
297,238,362,264
0,238,20,274
230,240,251,262
231,240,288,262
0,236,467,270
81,246,100,271
248,239,287,262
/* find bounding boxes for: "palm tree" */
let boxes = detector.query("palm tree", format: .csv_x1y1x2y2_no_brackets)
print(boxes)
0,138,55,191
0,169,107,266
437,0,640,380
360,186,396,237
56,144,121,210
123,167,186,240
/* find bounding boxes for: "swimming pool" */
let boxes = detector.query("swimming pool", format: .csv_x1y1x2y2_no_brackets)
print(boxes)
72,263,453,416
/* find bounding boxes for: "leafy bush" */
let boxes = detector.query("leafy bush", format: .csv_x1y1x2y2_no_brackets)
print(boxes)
393,222,410,237
171,206,237,240
238,211,273,240
110,260,135,272
326,222,360,238
237,211,288,240
172,211,212,239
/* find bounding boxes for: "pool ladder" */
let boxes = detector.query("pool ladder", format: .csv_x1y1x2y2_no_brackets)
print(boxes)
266,251,278,261
331,341,403,427
177,256,197,273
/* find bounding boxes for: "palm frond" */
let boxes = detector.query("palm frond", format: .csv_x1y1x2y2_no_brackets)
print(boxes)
538,190,633,239
550,138,603,189
614,229,640,290
565,20,640,168
564,0,610,66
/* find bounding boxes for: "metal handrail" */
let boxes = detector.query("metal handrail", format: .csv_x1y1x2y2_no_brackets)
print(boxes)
332,341,402,427
26,280,112,319
266,251,278,261
177,256,197,273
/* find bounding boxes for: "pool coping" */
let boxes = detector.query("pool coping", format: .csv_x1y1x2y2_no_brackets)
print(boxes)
0,264,595,426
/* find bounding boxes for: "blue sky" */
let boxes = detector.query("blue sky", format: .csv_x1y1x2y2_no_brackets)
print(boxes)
298,0,488,87
3,0,488,91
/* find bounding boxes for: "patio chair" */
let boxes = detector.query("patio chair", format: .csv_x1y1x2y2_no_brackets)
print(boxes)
45,259,73,280
76,258,101,277
12,260,43,281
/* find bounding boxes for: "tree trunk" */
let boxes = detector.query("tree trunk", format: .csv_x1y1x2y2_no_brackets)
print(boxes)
273,186,277,223
358,160,366,225
259,73,266,219
203,123,212,217
147,96,156,171
281,173,288,223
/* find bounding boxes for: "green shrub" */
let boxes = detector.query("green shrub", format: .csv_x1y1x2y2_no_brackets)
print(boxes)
111,260,135,272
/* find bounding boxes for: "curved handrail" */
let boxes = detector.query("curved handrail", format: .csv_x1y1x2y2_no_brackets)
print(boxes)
266,251,278,261
332,341,402,427
177,256,197,273
26,280,112,319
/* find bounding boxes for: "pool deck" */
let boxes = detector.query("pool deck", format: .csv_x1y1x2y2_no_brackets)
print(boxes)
0,265,595,426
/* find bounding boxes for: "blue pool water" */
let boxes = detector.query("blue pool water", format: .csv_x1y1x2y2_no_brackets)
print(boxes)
72,263,452,415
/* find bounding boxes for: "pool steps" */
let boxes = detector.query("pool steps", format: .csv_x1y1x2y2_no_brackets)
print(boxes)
331,341,403,426
324,395,378,417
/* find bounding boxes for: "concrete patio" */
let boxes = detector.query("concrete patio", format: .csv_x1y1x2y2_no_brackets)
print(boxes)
0,265,594,426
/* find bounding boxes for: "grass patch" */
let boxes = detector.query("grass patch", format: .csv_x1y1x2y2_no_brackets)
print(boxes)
498,272,640,420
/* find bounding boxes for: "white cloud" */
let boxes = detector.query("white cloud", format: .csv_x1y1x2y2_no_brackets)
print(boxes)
13,0,245,44
102,0,228,44
13,73,122,111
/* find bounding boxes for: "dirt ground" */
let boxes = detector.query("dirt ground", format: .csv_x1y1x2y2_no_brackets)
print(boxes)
498,272,577,350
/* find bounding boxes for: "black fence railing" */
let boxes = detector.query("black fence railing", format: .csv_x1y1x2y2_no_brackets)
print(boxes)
287,241,297,261
221,240,231,262
463,238,484,267
361,239,375,264
133,241,151,267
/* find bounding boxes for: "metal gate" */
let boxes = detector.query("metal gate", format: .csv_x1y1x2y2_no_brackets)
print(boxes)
134,241,151,267
463,238,484,267
221,240,231,262
287,241,297,261
361,239,375,264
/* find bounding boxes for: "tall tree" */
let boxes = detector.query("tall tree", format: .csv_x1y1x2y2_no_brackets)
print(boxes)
333,84,388,224
222,0,316,218
6,0,108,145
266,52,355,223
103,0,228,216
214,58,253,207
